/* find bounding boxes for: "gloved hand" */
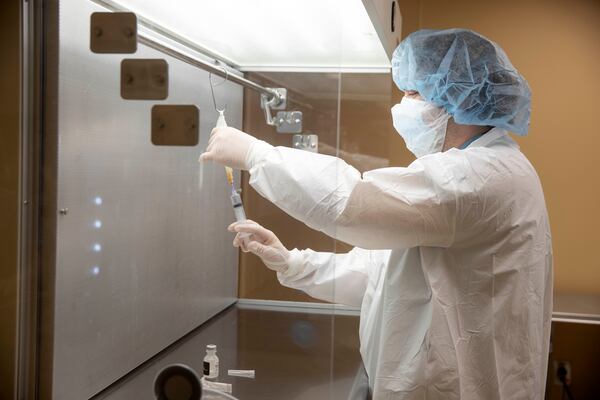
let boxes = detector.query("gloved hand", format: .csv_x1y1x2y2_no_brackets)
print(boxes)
228,220,291,272
199,127,258,170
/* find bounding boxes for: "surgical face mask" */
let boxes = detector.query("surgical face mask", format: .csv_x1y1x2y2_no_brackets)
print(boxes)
391,97,451,158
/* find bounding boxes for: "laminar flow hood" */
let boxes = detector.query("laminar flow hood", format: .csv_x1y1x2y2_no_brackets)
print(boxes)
92,0,402,72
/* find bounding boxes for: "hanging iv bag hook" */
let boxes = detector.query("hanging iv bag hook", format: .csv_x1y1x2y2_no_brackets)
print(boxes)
209,62,229,113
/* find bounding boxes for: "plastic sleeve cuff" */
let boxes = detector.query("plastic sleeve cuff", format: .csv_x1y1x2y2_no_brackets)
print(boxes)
245,140,274,170
278,248,304,277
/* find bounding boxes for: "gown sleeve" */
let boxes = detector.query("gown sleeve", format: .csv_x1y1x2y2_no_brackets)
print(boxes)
278,247,390,307
248,142,457,250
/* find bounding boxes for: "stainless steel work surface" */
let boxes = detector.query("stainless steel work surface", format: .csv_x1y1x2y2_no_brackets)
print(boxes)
93,305,362,400
52,0,242,398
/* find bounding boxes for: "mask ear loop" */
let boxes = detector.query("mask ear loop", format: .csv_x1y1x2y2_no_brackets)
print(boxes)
209,63,229,113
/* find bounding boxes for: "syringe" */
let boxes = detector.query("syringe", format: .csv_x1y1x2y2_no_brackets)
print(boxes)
215,111,250,239
230,188,247,222
224,164,247,223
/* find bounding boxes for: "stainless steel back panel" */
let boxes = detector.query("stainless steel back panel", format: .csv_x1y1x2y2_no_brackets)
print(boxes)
53,0,241,398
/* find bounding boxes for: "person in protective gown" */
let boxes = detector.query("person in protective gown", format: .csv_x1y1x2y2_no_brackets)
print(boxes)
201,29,553,400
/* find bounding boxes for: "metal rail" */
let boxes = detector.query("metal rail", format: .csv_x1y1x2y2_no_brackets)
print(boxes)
91,0,282,103
137,35,280,101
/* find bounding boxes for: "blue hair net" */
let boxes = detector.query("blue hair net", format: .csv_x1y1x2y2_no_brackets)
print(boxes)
392,28,531,135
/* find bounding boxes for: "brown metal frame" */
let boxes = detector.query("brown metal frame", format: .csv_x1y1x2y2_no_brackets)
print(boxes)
0,1,23,398
16,1,39,398
36,1,59,399
13,0,60,399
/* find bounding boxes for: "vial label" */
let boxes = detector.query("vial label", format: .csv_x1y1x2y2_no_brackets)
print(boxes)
203,359,219,379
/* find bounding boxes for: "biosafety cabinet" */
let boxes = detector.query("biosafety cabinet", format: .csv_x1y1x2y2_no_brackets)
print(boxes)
11,0,401,399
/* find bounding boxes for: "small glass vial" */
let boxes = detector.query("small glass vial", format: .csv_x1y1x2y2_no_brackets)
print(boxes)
203,344,219,381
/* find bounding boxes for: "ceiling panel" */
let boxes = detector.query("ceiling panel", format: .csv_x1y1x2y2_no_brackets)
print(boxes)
107,0,391,71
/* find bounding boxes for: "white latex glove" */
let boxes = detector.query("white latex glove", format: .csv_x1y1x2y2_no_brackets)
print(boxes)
228,220,290,272
199,126,258,170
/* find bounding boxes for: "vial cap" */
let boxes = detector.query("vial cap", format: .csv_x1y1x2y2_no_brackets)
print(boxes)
207,344,216,350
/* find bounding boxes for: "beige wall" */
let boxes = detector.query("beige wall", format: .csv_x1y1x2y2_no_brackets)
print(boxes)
241,0,600,299
546,322,600,399
238,3,600,396
239,72,340,301
402,0,600,295
0,1,21,398
396,1,600,398
239,72,398,301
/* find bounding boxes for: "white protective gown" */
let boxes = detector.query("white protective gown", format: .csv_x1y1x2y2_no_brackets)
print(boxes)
246,128,553,400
